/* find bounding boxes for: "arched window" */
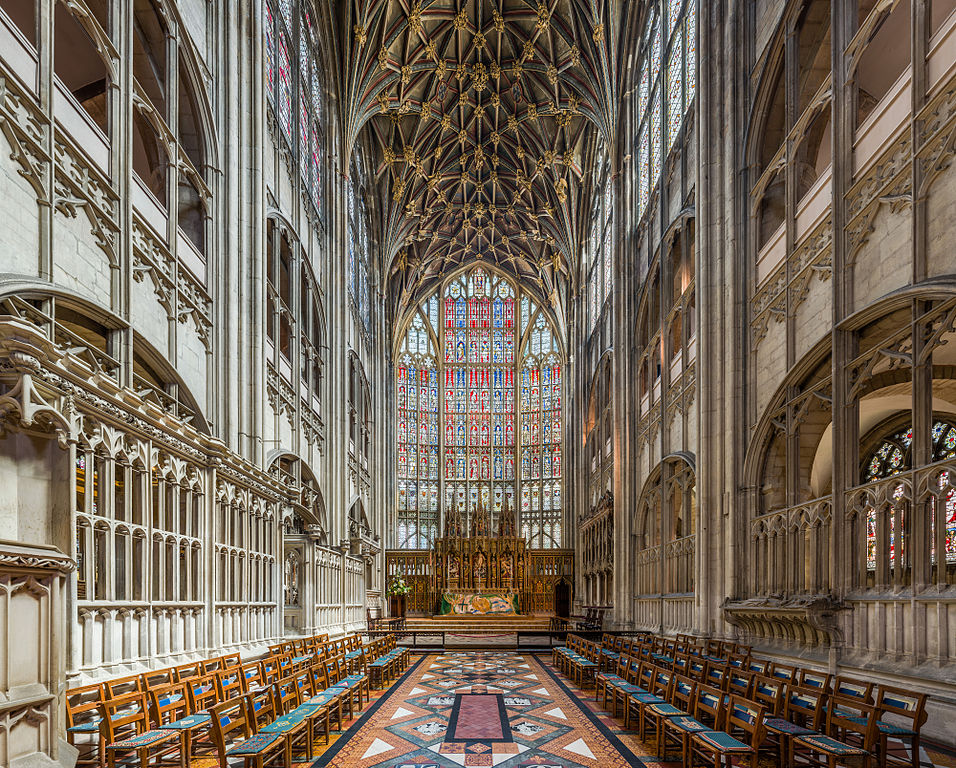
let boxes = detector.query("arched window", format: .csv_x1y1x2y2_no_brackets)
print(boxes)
133,0,168,116
586,357,612,511
264,0,327,217
349,356,372,481
634,0,696,221
396,298,439,549
861,419,956,572
394,267,565,550
348,169,371,335
585,149,613,332
519,310,563,548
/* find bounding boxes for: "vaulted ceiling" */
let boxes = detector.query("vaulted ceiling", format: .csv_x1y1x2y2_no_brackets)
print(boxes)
339,0,617,321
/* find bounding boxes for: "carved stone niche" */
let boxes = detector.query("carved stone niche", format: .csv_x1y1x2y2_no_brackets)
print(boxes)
722,595,847,648
0,540,75,768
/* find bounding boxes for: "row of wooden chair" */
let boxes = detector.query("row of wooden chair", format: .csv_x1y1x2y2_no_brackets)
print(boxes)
66,632,405,768
552,635,601,688
581,635,928,768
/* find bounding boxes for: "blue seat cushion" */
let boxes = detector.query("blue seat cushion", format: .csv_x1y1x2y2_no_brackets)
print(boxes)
843,716,915,737
793,734,868,756
693,730,752,752
667,716,710,733
628,693,665,705
162,714,211,730
764,718,815,736
259,713,307,733
647,703,687,717
68,720,101,733
226,734,282,755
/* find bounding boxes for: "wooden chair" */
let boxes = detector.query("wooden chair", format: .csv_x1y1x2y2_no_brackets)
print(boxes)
763,685,827,766
208,695,285,768
703,660,728,692
66,683,106,768
833,676,875,705
646,675,697,759
288,670,336,746
262,678,313,763
309,666,346,732
751,675,786,717
769,662,798,682
148,682,215,762
172,663,202,684
623,667,668,731
215,667,244,701
240,661,267,695
797,669,833,692
200,657,224,675
790,693,876,768
726,669,755,699
690,695,766,768
140,669,174,693
871,686,927,768
98,692,180,768
634,668,675,740
661,684,726,766
102,675,142,701
185,674,219,716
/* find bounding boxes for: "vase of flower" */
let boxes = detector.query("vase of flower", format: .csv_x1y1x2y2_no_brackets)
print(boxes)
387,575,411,618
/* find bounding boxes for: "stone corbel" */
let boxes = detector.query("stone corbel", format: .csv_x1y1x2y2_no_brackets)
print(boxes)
0,355,78,448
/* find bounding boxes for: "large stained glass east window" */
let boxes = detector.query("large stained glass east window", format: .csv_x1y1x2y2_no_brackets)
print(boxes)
394,267,564,550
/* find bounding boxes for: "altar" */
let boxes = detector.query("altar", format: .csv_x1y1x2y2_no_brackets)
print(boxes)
430,492,528,615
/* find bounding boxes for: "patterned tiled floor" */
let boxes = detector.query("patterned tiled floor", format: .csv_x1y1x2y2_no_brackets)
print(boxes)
302,650,956,768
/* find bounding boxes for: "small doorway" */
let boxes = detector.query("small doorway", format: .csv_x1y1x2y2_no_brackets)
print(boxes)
554,578,572,618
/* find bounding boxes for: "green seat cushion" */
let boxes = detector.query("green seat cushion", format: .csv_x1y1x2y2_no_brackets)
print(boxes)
225,734,282,755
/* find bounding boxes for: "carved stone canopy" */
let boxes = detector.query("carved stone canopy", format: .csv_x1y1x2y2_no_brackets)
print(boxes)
722,594,847,647
0,539,75,575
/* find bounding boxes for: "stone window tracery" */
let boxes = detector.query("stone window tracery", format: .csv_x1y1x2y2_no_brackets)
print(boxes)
265,217,326,440
861,419,956,572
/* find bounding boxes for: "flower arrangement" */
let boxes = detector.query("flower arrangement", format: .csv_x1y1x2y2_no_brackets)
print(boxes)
387,575,412,596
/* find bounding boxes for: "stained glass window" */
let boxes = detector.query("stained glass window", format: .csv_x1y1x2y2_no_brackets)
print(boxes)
634,0,696,222
667,28,683,149
862,419,956,570
277,32,293,140
265,2,325,219
520,312,563,548
395,267,563,549
348,171,371,337
396,309,439,548
585,149,612,333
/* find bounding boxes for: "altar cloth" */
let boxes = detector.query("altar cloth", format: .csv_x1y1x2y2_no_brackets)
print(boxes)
440,592,520,615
